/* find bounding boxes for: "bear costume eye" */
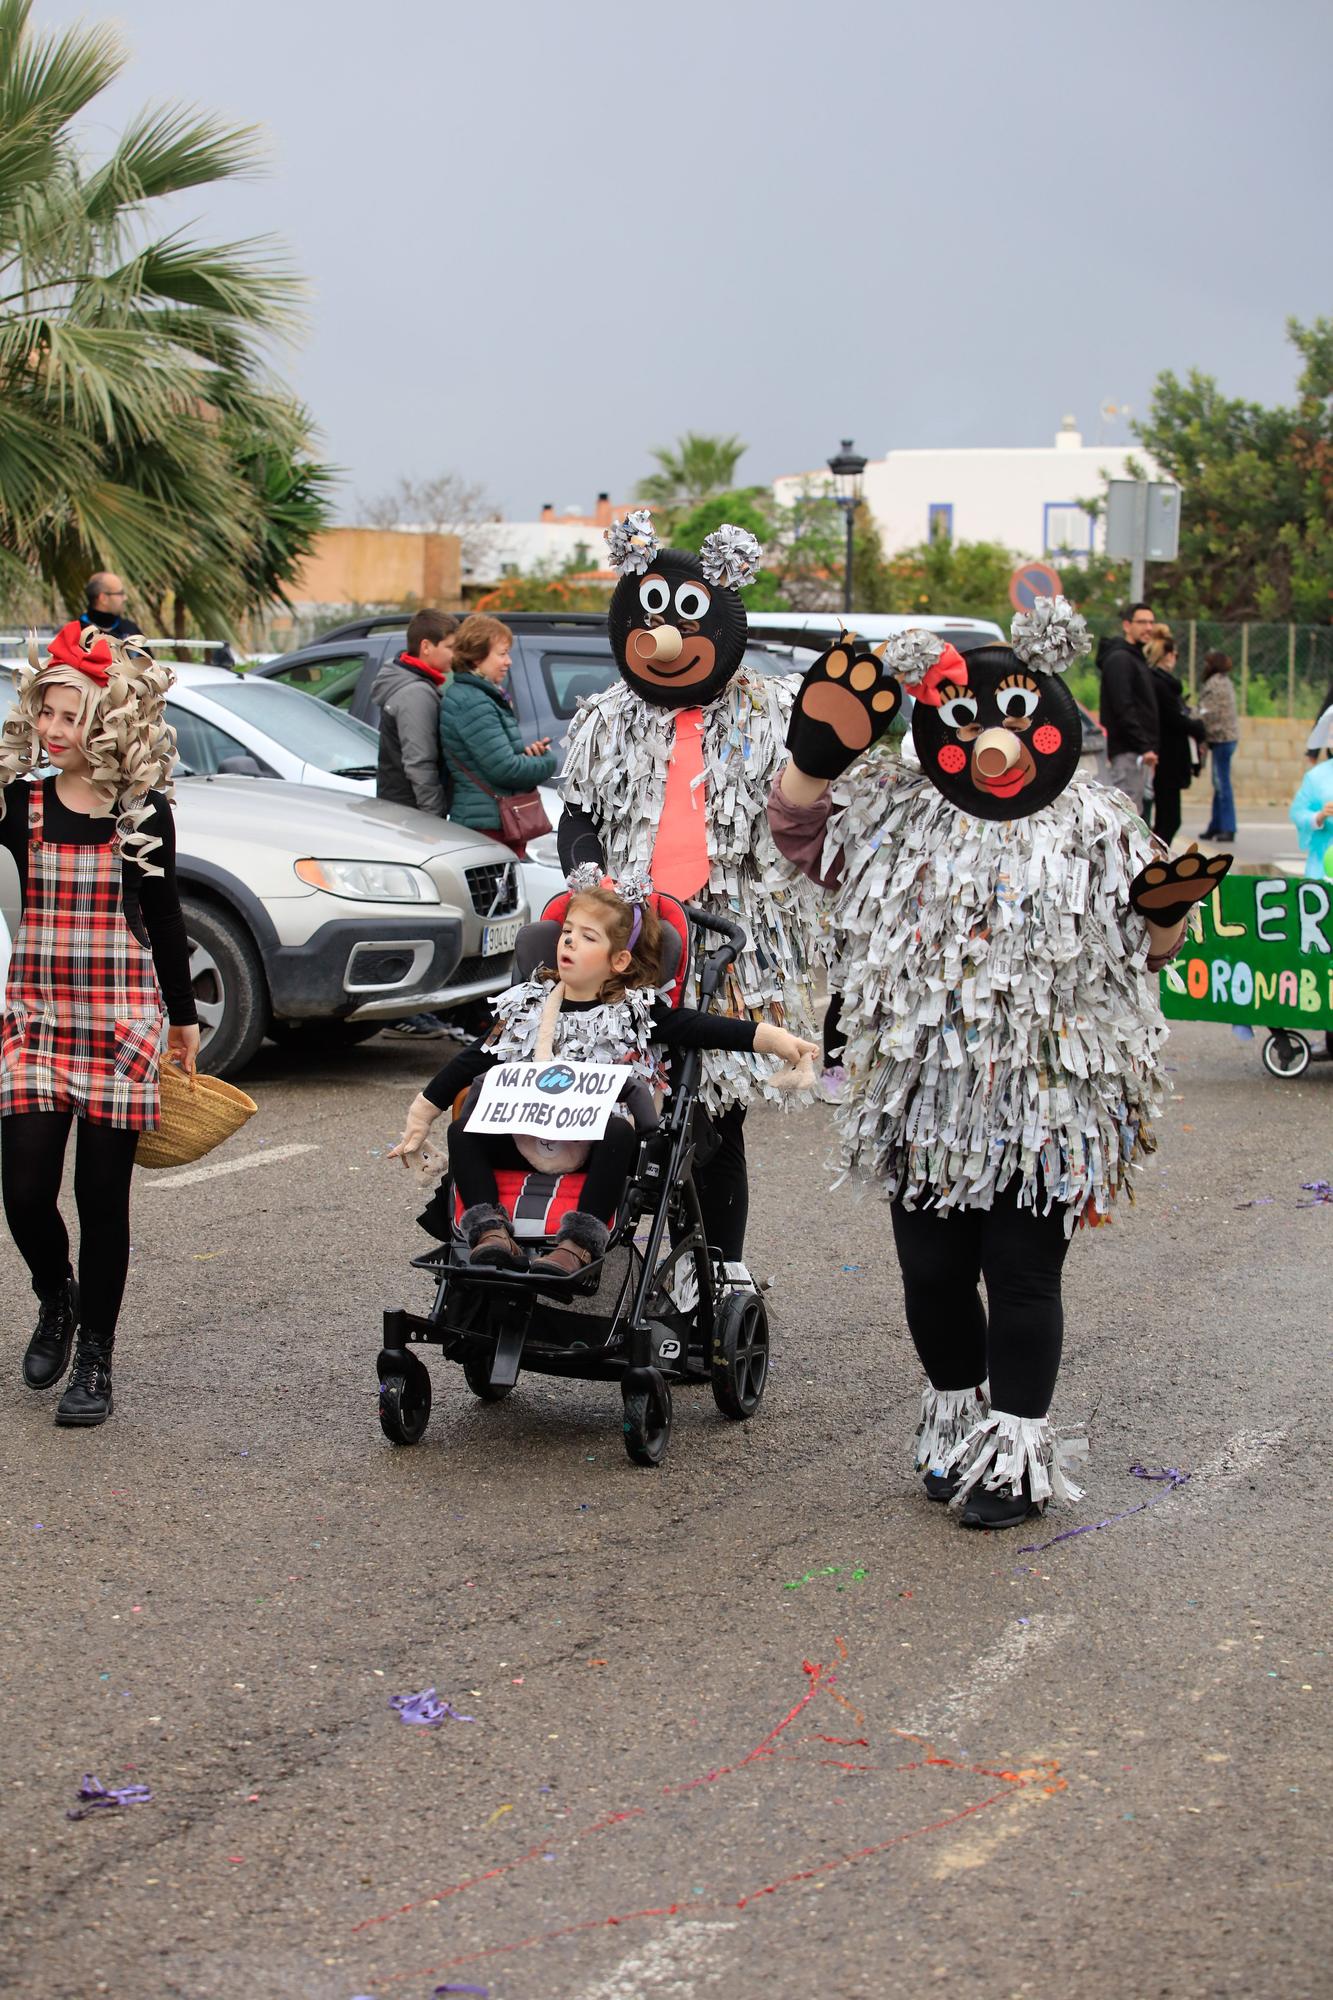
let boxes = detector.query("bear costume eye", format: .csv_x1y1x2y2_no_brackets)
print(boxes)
639,575,671,616
938,694,979,729
674,581,711,621
997,684,1040,721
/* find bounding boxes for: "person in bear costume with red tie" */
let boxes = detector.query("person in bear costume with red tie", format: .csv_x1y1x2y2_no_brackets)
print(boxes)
558,511,820,1278
767,599,1232,1528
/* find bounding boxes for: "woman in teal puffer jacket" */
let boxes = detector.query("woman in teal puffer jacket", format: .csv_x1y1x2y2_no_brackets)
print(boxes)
439,616,557,851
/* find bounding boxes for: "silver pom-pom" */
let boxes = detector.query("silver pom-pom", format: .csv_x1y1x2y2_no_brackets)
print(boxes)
1009,595,1091,676
605,509,660,576
698,523,763,590
565,862,606,895
612,865,654,907
881,628,946,681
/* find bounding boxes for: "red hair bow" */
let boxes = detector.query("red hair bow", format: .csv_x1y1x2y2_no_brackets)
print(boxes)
902,641,968,708
45,621,112,686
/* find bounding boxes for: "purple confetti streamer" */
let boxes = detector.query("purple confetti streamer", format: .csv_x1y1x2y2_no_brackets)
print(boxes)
433,1988,491,1997
66,1773,152,1820
389,1688,476,1727
1297,1180,1332,1206
1018,1464,1190,1555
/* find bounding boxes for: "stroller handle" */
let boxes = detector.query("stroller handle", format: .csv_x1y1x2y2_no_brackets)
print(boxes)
682,902,747,958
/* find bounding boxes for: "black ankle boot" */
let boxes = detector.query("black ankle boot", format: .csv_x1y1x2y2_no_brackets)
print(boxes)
958,1472,1041,1530
22,1274,79,1391
55,1334,113,1427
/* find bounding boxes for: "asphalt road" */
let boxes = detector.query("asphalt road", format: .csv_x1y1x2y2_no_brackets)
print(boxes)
2,1021,1328,2000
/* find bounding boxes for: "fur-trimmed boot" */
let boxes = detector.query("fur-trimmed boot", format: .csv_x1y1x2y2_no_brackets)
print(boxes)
54,1332,113,1427
529,1211,609,1279
945,1408,1088,1530
914,1381,989,1501
22,1271,79,1390
459,1203,528,1271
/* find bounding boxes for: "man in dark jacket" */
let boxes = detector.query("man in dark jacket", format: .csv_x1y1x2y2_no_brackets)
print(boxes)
79,571,139,639
372,608,458,1036
372,609,458,817
1096,601,1159,810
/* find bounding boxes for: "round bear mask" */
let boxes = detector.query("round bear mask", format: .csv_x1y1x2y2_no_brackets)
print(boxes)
607,549,750,711
910,644,1082,820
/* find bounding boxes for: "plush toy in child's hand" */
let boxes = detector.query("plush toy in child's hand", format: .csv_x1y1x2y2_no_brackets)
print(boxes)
387,1091,440,1169
786,638,903,781
1128,845,1234,927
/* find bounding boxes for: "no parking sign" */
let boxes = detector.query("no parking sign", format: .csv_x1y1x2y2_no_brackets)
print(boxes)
1009,561,1063,612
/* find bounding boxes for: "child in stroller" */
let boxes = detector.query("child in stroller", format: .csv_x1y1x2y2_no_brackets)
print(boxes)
378,867,817,1464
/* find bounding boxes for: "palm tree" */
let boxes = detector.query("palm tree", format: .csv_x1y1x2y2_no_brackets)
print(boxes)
634,432,748,508
0,0,324,625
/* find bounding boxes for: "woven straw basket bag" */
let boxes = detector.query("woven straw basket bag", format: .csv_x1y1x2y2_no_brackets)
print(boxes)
135,1064,257,1170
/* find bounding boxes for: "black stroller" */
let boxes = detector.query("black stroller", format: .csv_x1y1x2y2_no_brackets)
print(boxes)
375,890,770,1466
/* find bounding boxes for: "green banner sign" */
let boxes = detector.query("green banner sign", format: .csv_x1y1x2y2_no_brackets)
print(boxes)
1160,874,1333,1028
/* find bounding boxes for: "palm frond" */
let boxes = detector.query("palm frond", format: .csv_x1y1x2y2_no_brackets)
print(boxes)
82,103,267,228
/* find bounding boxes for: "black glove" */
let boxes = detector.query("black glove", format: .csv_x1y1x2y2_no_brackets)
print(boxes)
786,640,903,783
1129,845,1234,927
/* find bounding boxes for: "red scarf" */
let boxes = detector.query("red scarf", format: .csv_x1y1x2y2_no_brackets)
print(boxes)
402,651,446,686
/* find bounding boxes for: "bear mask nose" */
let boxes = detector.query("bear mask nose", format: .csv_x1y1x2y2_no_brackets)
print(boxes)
642,624,683,663
973,728,1020,779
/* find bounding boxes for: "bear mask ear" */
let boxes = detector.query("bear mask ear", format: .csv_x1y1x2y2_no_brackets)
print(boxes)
698,524,763,590
605,509,661,576
1009,595,1091,675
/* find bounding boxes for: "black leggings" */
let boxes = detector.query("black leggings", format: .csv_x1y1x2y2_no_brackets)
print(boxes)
889,1188,1072,1418
2,1111,140,1341
1152,780,1183,847
695,1103,748,1263
449,1111,640,1226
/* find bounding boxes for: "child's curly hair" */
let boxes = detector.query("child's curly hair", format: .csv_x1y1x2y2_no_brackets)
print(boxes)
0,627,178,874
559,887,664,1001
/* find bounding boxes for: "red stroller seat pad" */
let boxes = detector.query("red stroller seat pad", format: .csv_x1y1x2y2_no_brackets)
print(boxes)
453,1169,615,1241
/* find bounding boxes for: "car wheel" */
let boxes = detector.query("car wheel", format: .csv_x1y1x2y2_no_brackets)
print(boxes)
181,897,268,1077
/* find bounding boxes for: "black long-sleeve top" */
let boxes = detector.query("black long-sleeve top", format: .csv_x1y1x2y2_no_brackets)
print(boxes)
0,778,198,1026
422,991,757,1110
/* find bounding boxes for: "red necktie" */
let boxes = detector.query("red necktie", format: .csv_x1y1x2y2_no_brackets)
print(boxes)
651,707,710,899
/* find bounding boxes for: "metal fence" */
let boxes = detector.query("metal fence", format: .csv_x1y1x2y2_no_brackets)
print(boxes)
1181,622,1333,720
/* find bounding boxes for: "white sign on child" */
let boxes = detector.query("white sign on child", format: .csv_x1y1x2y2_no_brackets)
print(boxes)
468,1060,628,1143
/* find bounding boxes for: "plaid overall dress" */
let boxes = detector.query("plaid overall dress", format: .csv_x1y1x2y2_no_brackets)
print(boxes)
0,781,163,1131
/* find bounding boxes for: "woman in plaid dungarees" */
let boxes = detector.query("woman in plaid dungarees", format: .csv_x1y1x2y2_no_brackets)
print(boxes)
0,624,199,1427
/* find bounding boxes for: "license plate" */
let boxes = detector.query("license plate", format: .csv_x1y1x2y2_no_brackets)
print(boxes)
482,917,521,956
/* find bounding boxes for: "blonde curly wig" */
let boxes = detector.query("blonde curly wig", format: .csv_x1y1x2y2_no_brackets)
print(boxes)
0,629,178,875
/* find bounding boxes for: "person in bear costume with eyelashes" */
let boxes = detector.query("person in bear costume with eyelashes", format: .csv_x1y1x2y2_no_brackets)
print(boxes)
559,510,820,1278
767,598,1233,1529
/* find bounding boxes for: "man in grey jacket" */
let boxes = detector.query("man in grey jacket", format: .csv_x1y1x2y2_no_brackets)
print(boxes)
372,609,458,816
372,609,458,1034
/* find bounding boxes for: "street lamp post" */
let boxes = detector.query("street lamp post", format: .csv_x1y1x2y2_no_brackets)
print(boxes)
827,438,868,615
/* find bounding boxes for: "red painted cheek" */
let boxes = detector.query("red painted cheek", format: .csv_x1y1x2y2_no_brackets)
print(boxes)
1033,724,1063,756
937,744,967,774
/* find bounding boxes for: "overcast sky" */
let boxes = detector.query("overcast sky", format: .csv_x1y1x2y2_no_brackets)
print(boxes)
41,0,1333,520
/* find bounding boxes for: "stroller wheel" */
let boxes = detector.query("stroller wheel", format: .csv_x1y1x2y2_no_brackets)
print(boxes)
1262,1030,1310,1079
711,1291,770,1420
462,1350,514,1402
378,1356,432,1445
622,1372,672,1467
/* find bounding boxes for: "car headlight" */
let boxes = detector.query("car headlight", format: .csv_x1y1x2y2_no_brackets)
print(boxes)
294,858,440,903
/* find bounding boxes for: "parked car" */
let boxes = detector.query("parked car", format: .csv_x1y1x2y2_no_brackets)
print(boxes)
166,777,527,1071
159,664,381,789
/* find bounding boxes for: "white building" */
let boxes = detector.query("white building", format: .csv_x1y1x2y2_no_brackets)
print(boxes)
470,496,621,586
774,420,1160,561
